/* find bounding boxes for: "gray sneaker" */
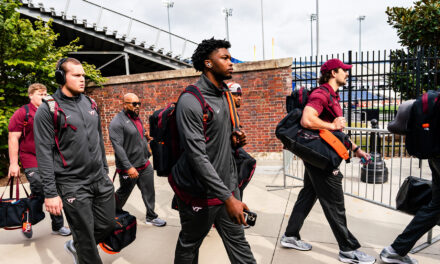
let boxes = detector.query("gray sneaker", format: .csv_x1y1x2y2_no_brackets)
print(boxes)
52,226,71,236
64,240,78,264
146,217,166,227
280,234,312,251
339,250,376,264
380,247,418,264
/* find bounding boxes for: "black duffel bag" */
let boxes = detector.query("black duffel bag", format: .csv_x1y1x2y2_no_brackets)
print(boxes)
0,177,45,229
396,176,433,215
99,210,137,254
276,108,351,172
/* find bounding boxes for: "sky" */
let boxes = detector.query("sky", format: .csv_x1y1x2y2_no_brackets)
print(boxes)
35,0,416,61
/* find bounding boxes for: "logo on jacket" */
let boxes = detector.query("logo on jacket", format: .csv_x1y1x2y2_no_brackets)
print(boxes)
67,198,76,204
28,172,35,177
122,175,129,180
89,110,96,116
192,206,203,212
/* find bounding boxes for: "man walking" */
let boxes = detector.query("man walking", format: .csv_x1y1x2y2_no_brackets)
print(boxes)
280,59,376,264
34,58,115,264
380,158,440,264
170,38,256,263
109,93,166,227
8,83,70,238
228,82,242,108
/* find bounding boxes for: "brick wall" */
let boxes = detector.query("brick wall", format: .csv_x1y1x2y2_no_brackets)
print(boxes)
86,58,293,154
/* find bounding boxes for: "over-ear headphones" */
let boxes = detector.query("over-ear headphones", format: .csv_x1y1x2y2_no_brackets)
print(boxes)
55,58,68,85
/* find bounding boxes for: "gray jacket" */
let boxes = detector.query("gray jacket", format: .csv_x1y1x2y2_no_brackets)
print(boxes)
172,74,237,202
34,89,108,198
109,110,149,170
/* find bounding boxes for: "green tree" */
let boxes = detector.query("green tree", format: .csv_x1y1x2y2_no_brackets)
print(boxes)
0,0,106,177
386,0,440,99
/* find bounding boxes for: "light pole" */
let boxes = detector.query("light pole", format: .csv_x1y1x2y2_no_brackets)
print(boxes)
260,0,265,60
310,14,317,59
222,8,233,42
163,0,174,52
358,15,365,60
316,0,319,59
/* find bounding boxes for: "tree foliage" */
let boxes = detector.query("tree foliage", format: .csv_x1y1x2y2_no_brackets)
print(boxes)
0,0,106,176
386,0,440,99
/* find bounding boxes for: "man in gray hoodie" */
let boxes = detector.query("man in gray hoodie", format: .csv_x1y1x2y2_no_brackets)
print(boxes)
34,58,115,264
170,38,255,264
109,93,166,227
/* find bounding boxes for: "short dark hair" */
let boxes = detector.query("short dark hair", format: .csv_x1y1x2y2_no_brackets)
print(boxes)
318,68,341,85
191,38,231,72
58,57,81,73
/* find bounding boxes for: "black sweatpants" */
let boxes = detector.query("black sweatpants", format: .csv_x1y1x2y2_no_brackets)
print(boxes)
284,162,361,252
115,163,158,220
24,167,64,231
174,192,256,264
57,175,115,264
391,157,440,256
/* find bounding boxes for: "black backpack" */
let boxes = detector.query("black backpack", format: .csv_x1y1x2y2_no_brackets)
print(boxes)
286,86,334,113
405,90,440,159
149,85,212,176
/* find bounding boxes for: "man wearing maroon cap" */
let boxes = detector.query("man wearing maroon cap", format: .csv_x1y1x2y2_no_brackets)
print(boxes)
8,83,71,238
280,59,376,264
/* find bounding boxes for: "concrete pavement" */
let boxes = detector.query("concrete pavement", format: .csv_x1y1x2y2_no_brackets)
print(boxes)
1,158,439,264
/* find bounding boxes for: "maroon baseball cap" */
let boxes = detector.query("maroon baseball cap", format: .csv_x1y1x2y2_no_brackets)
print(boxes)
320,58,352,73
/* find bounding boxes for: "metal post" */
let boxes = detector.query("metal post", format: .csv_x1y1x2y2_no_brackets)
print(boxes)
358,16,365,60
96,0,103,28
260,0,265,60
310,14,317,59
124,53,130,75
415,46,422,97
222,8,232,42
64,0,71,16
126,10,133,38
316,0,319,58
348,50,353,128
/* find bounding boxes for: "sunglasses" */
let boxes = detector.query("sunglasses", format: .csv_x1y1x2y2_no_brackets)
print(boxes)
125,102,141,107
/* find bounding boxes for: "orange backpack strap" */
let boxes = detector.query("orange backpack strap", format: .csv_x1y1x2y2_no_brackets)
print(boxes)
319,129,350,160
225,91,240,131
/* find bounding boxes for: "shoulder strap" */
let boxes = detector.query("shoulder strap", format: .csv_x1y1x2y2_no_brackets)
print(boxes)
84,95,99,113
182,85,213,141
317,86,333,104
225,91,240,131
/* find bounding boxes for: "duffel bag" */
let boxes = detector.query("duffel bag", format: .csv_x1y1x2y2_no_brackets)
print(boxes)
99,210,137,254
0,177,45,229
276,109,351,172
396,176,432,215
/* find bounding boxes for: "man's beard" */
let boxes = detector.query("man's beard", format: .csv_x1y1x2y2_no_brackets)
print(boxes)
126,109,139,118
213,71,232,81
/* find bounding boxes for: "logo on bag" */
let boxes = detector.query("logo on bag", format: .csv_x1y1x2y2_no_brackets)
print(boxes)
192,206,202,212
332,169,340,176
28,172,35,177
122,175,129,180
67,198,76,204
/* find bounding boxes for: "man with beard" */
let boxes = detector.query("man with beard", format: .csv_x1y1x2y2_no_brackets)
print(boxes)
170,38,256,263
109,93,166,227
280,59,376,264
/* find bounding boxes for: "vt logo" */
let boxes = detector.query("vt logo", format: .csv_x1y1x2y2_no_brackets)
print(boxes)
89,110,96,116
67,198,76,204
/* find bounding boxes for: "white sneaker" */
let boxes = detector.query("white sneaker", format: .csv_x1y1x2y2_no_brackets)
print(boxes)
339,250,375,264
280,234,312,251
64,240,78,264
52,226,71,236
145,217,166,227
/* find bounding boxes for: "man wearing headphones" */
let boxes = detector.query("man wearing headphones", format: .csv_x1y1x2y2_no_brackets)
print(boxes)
34,58,115,264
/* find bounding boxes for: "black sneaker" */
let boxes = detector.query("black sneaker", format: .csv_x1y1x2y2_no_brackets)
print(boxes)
380,247,418,264
339,250,375,264
64,240,78,264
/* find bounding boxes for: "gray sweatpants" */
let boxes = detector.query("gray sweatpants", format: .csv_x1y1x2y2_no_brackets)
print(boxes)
24,167,64,231
174,192,256,264
115,163,158,220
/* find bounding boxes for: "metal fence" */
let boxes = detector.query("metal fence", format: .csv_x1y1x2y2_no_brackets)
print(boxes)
280,127,438,253
292,47,440,129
